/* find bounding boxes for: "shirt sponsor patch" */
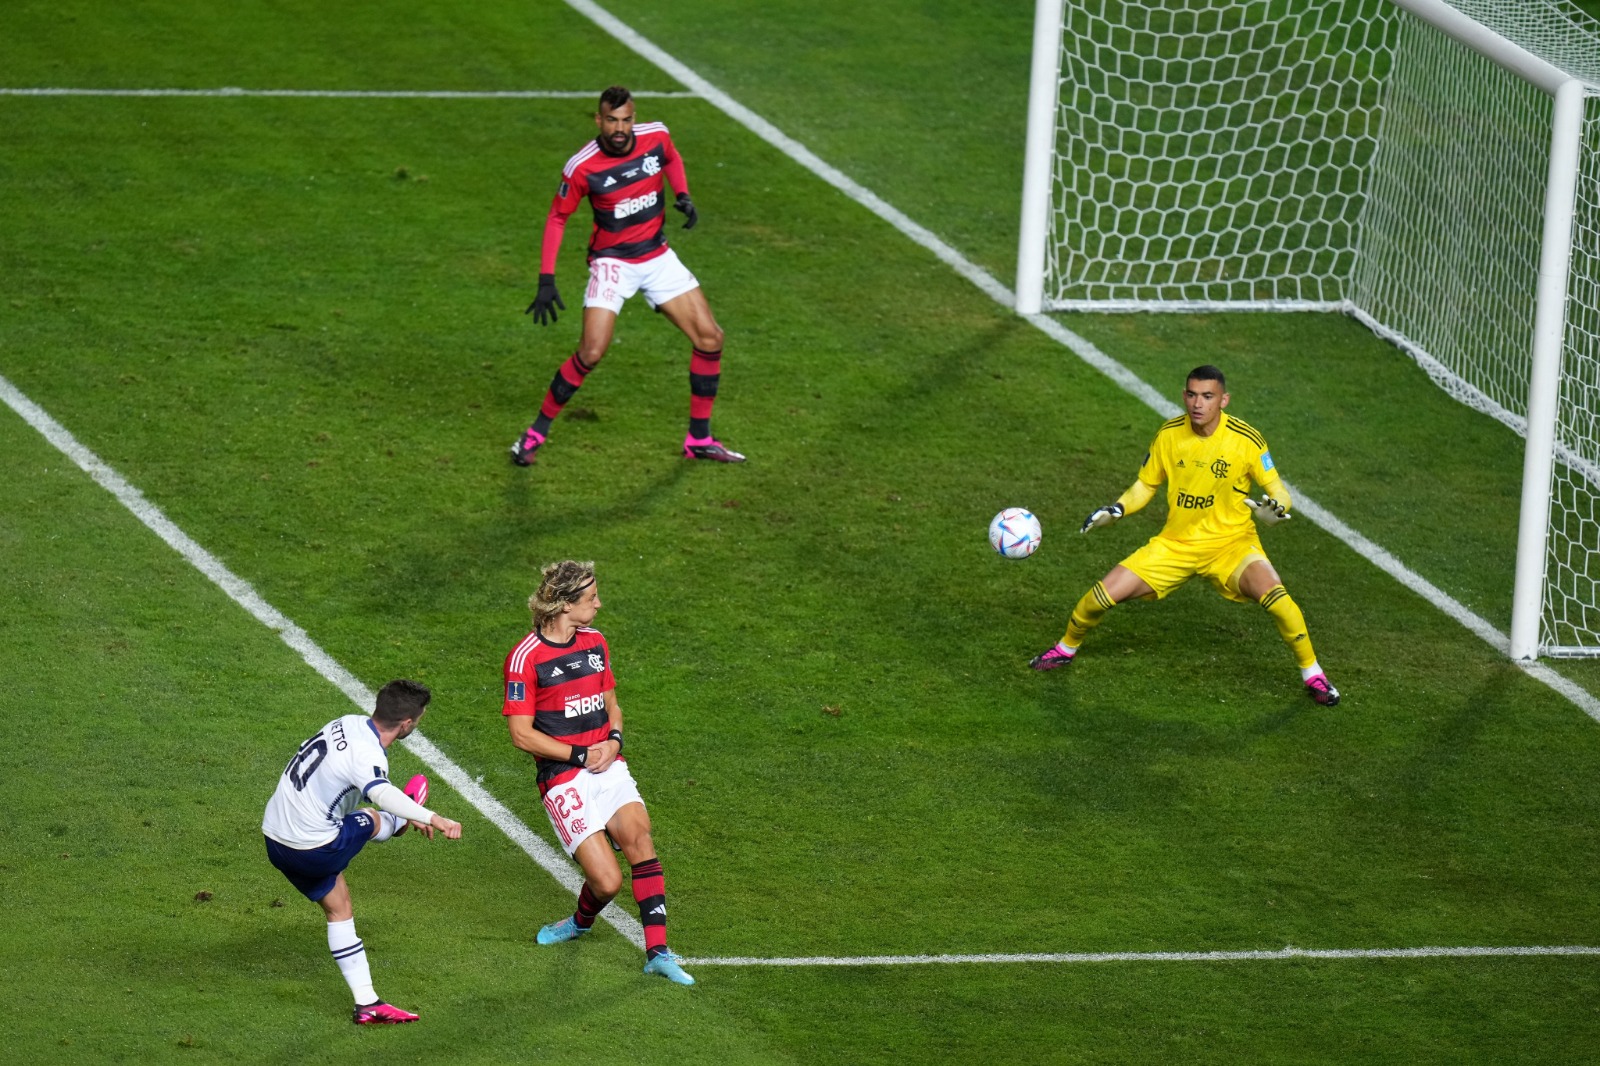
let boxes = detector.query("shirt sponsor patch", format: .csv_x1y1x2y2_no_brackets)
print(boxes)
507,681,526,702
1261,450,1275,471
536,649,605,687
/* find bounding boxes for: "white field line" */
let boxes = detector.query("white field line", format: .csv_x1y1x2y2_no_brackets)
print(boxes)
7,8,1598,970
0,87,696,99
0,373,645,950
563,0,1600,726
13,377,1589,979
687,944,1600,968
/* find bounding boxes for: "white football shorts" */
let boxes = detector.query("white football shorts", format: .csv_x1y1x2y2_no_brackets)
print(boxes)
541,759,645,856
584,248,699,314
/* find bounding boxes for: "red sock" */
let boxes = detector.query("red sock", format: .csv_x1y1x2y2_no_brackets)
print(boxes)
688,348,721,439
539,352,593,423
630,857,669,957
573,882,606,930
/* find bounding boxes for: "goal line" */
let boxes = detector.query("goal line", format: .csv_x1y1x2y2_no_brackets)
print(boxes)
686,944,1600,968
6,372,1595,973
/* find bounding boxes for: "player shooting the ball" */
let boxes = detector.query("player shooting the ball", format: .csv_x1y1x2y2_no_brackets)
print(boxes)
262,679,463,1024
1031,365,1340,706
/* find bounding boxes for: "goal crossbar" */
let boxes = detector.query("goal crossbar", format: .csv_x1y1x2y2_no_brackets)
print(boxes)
1018,0,1600,660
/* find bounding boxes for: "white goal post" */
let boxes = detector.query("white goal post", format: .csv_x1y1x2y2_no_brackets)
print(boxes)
1018,0,1600,660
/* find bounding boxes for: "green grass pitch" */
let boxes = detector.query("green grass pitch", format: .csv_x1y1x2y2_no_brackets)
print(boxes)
6,1,1600,1062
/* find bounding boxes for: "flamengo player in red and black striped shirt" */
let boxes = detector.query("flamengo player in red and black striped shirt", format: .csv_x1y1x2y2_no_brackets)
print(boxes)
509,85,744,469
502,559,694,985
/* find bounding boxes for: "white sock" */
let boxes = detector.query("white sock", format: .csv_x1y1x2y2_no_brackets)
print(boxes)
1300,661,1324,682
373,811,400,842
328,917,377,1004
1057,641,1077,656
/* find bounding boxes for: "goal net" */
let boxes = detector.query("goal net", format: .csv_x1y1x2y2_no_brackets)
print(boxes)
1017,0,1600,659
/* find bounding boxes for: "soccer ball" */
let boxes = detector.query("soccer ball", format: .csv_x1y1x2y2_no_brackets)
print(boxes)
989,507,1042,559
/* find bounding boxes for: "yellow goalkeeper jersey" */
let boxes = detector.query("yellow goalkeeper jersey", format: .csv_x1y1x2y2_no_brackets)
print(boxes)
1136,412,1280,547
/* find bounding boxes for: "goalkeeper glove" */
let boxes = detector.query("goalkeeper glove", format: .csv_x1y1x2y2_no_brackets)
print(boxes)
1245,496,1290,525
1080,502,1124,534
674,192,698,230
525,273,565,326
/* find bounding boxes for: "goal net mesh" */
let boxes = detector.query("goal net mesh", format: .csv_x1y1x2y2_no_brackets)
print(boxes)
1546,104,1600,654
1044,0,1600,655
1049,0,1392,309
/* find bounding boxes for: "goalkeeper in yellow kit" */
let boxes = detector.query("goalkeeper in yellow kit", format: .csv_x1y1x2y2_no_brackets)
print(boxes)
1030,365,1340,706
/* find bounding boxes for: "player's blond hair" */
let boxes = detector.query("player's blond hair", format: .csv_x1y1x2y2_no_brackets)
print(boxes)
530,560,598,629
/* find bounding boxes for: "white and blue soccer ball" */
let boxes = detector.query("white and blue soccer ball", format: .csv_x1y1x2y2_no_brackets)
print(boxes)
988,507,1042,559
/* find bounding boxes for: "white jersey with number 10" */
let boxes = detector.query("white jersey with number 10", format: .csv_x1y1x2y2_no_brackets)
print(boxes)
262,714,392,849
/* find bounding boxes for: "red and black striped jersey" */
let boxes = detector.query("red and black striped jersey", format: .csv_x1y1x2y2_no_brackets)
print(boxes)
539,122,690,271
502,626,617,795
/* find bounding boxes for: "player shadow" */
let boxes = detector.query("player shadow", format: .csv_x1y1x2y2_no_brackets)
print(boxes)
495,440,697,535
1383,665,1507,806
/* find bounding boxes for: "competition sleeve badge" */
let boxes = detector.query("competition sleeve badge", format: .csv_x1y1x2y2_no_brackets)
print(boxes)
507,681,526,702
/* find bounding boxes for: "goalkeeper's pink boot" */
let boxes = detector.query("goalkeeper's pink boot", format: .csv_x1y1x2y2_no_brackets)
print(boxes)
1305,674,1341,706
1029,645,1076,671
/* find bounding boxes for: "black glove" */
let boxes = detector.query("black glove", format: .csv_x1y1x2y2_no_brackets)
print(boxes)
1080,501,1124,534
674,192,698,230
525,273,564,325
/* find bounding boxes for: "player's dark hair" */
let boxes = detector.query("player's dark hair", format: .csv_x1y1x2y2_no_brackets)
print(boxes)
1187,364,1226,389
531,560,598,629
374,679,431,725
598,85,632,112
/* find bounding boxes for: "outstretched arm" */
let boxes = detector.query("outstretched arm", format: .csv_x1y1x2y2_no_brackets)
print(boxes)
1082,479,1159,533
538,205,571,276
1115,479,1159,516
366,780,461,839
529,191,579,324
1245,472,1293,526
1255,472,1291,511
663,135,696,229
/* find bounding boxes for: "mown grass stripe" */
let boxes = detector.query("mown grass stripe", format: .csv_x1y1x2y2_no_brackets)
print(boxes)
560,0,1600,719
0,371,646,949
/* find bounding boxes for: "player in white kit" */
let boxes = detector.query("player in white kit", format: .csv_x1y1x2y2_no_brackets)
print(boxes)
262,679,462,1024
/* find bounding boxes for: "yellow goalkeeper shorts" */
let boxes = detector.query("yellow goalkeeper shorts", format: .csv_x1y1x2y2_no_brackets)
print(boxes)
1119,533,1269,604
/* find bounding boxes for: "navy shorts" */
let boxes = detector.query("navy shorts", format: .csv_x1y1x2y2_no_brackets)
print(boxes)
265,810,375,901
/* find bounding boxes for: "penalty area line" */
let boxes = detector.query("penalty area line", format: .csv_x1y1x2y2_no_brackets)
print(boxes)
563,0,1600,724
686,944,1600,968
0,372,645,951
